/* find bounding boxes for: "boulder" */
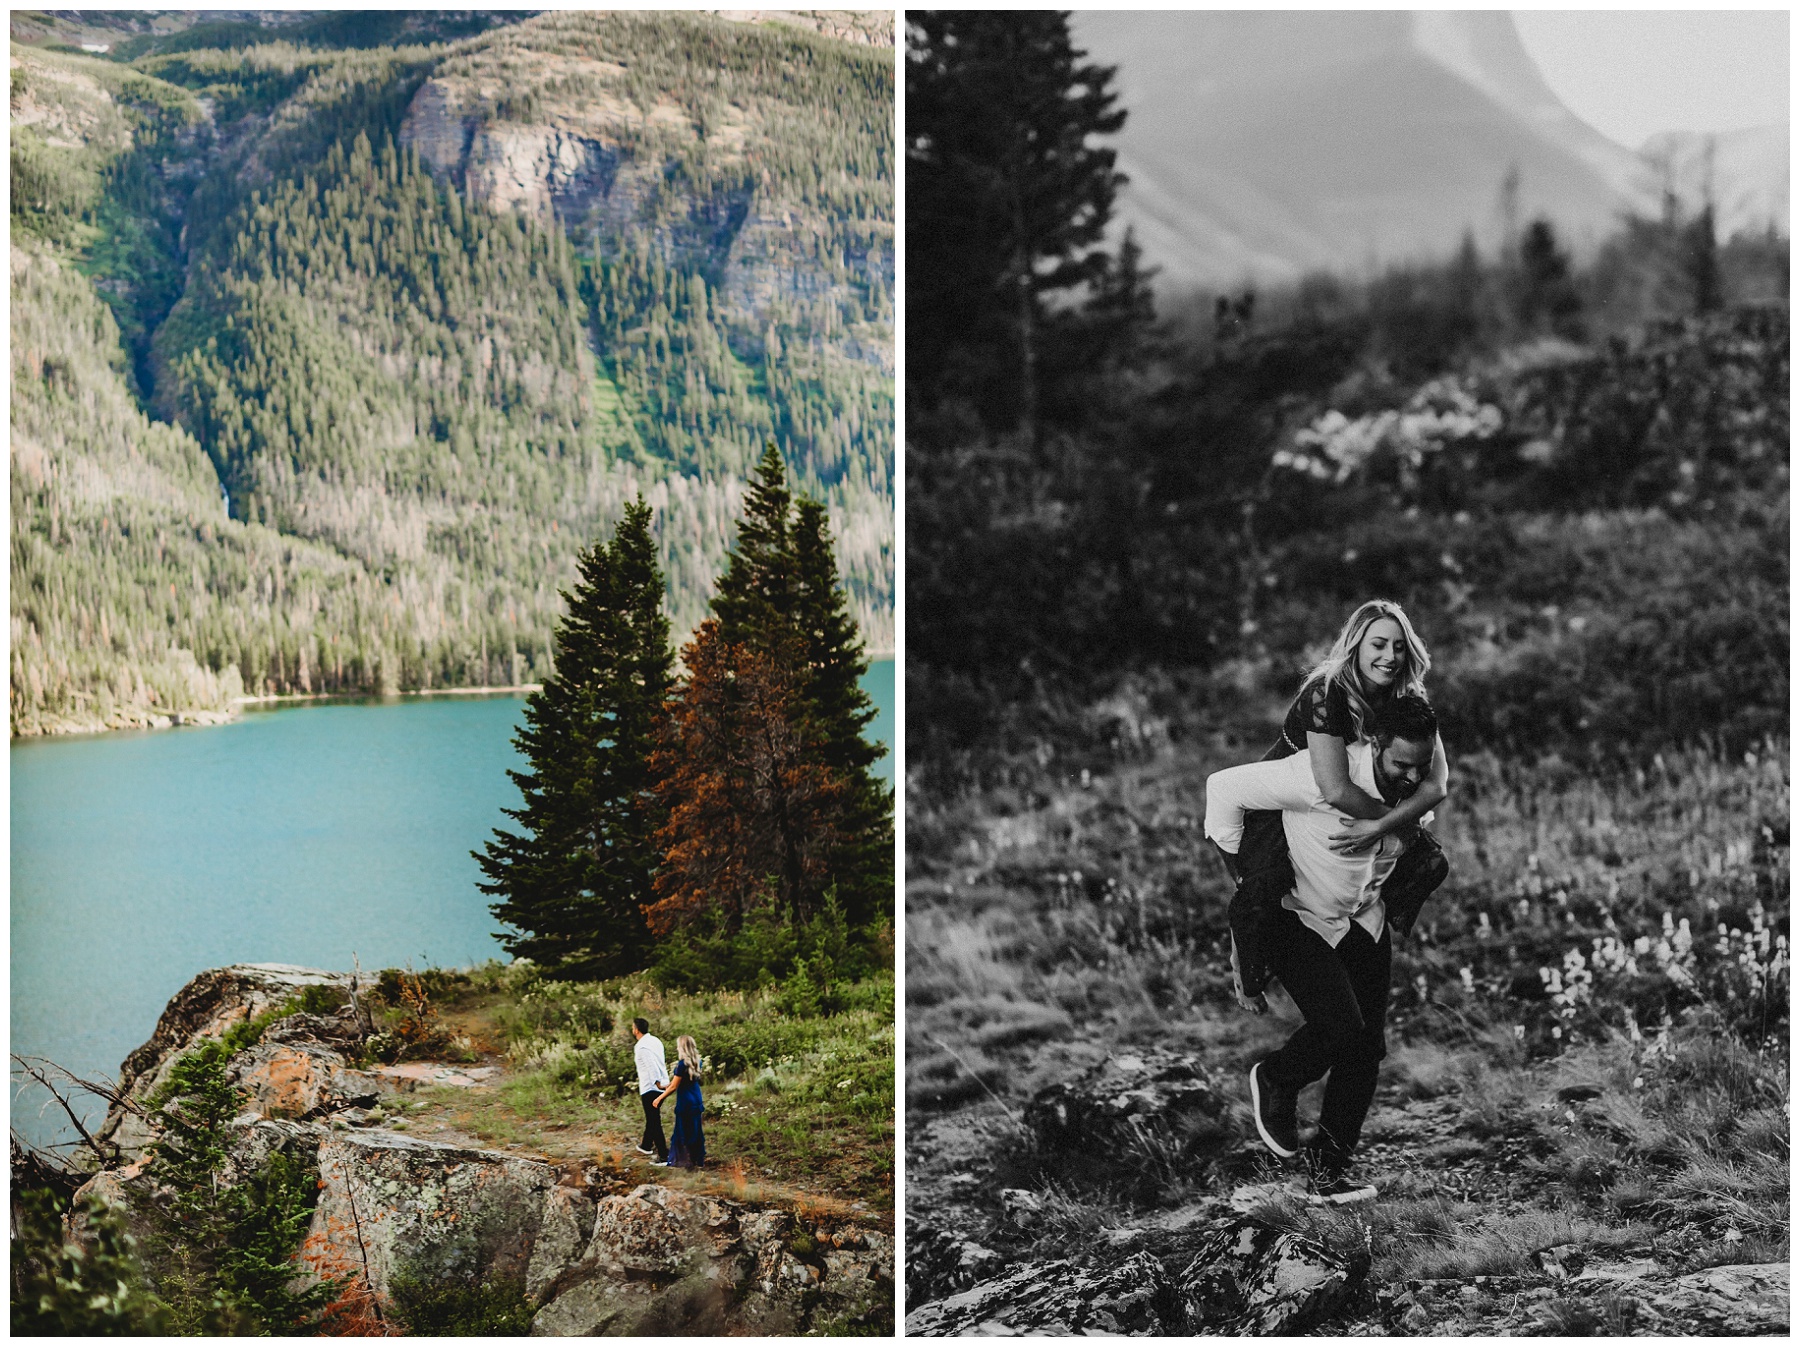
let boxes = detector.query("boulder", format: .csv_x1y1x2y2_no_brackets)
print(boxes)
95,964,362,1162
1637,1262,1786,1335
1023,1049,1235,1165
906,1252,1174,1335
1177,1221,1367,1333
527,1182,889,1336
905,1222,1006,1309
525,1184,597,1300
300,1126,557,1306
229,1036,383,1121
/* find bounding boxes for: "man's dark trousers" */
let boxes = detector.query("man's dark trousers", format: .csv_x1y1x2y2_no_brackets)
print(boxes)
1261,905,1391,1165
640,1090,668,1160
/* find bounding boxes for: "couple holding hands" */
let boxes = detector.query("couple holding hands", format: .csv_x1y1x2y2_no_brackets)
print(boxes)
1204,599,1452,1194
631,1017,707,1169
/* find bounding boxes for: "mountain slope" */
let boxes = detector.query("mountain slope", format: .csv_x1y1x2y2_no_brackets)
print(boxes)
10,11,893,735
1070,11,1779,292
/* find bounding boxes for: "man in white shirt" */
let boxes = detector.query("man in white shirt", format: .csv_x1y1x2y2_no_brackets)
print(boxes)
1204,694,1447,1184
631,1017,671,1162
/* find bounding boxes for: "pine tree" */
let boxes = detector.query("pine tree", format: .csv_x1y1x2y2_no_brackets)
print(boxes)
656,447,893,937
476,497,673,978
710,443,798,655
907,10,1127,438
792,497,893,930
647,620,850,935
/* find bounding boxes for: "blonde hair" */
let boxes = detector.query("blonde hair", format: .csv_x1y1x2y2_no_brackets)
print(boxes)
676,1034,703,1082
1301,599,1431,743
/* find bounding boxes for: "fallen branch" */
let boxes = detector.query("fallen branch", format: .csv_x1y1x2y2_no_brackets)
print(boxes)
11,1055,118,1165
922,1033,1025,1132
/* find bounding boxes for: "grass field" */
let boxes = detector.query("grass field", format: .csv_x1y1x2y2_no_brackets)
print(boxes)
905,671,1787,1328
378,963,895,1215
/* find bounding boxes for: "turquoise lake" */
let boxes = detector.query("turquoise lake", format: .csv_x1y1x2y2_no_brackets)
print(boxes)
11,659,892,1149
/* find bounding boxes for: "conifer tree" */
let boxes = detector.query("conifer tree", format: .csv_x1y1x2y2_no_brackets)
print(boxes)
647,620,849,935
907,10,1127,438
792,496,893,929
477,497,672,978
661,446,893,935
710,444,798,655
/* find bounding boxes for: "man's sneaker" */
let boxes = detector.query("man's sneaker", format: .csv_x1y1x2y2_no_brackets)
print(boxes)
1248,1060,1299,1158
634,1145,655,1156
1300,1143,1375,1203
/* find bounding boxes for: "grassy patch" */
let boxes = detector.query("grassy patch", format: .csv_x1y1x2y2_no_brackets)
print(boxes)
905,690,1786,1320
388,964,894,1211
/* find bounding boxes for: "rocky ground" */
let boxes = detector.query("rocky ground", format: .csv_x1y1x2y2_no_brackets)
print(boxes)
905,1037,1787,1336
905,715,1788,1337
65,964,891,1335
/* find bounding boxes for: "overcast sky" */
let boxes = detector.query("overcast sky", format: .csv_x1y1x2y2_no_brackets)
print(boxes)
1513,10,1789,148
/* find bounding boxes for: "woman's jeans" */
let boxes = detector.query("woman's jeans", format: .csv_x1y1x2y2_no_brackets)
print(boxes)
1261,904,1391,1164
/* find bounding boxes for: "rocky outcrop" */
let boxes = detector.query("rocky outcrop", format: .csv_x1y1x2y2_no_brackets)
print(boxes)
1635,1262,1787,1335
906,1252,1174,1336
70,964,892,1335
1023,1048,1236,1167
905,1218,1364,1336
395,15,893,374
906,1221,1005,1309
94,963,361,1162
1177,1222,1367,1333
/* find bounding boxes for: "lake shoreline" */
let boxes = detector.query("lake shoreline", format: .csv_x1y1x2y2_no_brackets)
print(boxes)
10,685,548,741
13,655,894,741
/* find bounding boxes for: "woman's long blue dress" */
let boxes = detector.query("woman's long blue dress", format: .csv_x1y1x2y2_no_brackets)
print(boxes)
667,1060,706,1168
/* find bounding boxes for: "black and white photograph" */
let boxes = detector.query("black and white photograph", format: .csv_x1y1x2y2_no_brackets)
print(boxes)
905,9,1787,1335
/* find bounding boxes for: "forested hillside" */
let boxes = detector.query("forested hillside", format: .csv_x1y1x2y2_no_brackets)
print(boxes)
10,10,893,735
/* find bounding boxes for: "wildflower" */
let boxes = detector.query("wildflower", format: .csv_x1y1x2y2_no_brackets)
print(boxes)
1632,1076,1644,1089
1459,967,1475,993
1513,1025,1525,1040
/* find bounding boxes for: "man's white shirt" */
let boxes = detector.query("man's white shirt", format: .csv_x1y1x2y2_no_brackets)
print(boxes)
634,1033,670,1094
1204,741,1428,947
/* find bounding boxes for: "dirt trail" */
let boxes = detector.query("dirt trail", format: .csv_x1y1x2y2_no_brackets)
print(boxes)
374,1053,887,1231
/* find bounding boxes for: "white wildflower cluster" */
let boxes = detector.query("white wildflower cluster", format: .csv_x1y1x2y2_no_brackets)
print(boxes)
1714,900,1788,998
1655,910,1698,988
1587,913,1698,987
1538,946,1594,1016
1275,378,1503,483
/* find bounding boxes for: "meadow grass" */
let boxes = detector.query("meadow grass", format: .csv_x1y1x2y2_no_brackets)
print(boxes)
385,964,894,1210
907,681,1787,1306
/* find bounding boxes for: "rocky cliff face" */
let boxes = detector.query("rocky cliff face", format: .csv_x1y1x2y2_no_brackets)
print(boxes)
397,26,894,379
76,964,891,1335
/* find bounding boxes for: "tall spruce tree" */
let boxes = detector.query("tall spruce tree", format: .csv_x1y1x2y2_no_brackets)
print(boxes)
907,10,1127,439
476,497,673,978
711,444,798,655
703,446,893,931
647,621,850,935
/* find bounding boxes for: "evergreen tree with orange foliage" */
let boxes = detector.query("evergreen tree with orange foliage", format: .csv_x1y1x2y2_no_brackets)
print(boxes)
654,446,892,937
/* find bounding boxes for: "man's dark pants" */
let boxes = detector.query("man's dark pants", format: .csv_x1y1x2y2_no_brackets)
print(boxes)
1261,905,1392,1167
640,1090,667,1159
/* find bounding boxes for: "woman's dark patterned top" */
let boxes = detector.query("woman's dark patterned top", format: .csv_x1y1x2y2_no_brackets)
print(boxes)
1277,677,1360,755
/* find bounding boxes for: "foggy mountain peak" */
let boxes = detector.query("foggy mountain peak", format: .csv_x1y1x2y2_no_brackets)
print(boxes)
1071,10,1782,294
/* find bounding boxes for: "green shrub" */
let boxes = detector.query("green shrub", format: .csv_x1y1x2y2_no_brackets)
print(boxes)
140,1038,338,1332
295,983,348,1016
10,1187,168,1334
648,890,881,994
385,1211,535,1335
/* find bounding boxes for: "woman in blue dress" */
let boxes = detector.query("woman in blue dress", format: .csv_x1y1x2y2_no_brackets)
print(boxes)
655,1034,706,1168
